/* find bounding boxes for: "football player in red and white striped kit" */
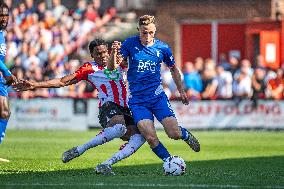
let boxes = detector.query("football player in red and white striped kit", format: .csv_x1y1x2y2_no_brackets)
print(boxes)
13,38,146,175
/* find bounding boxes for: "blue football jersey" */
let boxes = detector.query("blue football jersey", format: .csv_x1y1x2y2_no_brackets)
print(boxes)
0,31,6,62
0,30,9,96
0,31,10,77
0,30,8,82
120,36,175,102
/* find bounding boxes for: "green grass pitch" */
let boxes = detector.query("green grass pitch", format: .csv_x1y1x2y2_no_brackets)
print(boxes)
0,130,283,189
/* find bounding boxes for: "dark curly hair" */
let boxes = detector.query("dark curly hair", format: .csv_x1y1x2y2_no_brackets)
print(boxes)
0,0,9,30
88,38,108,53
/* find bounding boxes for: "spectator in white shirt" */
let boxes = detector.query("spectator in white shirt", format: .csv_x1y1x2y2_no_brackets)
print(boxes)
233,71,252,98
212,64,233,99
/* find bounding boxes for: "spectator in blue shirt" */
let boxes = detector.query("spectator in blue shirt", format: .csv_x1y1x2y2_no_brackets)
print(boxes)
183,61,203,99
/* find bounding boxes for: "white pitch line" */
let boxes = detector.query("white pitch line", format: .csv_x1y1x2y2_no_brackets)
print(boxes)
0,157,10,162
2,183,284,188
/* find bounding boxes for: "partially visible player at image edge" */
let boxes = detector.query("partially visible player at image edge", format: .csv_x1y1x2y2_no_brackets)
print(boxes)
0,0,18,163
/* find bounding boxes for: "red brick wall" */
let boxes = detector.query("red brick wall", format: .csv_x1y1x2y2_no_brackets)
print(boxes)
155,0,272,54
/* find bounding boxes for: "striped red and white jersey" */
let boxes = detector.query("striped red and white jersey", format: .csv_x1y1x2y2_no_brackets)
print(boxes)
74,61,128,107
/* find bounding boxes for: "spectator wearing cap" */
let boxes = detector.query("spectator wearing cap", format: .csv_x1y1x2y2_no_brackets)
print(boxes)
218,53,231,71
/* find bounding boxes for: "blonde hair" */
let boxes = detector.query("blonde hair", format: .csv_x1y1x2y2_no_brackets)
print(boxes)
138,15,155,26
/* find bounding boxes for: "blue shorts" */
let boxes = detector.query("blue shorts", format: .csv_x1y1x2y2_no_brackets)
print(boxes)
129,93,175,125
0,77,8,97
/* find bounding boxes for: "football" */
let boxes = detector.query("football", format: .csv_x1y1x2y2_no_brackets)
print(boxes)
163,155,186,176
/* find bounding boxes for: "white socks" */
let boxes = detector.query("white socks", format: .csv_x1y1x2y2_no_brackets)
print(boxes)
102,134,146,165
77,124,127,155
76,125,146,166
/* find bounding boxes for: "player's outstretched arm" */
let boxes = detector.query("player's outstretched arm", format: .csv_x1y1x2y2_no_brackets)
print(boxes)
108,41,122,71
13,74,79,91
0,60,18,85
170,65,189,105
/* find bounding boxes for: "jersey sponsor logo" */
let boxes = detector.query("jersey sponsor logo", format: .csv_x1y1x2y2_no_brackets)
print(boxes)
0,43,6,56
137,60,157,73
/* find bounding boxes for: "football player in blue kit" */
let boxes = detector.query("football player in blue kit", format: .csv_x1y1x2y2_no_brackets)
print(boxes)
112,15,200,161
0,0,17,145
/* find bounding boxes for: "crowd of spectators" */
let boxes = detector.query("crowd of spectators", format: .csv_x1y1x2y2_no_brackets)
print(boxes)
163,54,284,105
5,0,117,98
3,1,284,102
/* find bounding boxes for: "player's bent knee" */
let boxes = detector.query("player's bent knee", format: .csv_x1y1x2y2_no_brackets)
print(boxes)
107,115,125,127
121,129,132,141
113,123,127,137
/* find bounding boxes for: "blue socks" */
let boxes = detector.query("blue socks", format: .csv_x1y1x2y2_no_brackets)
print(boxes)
179,126,189,141
151,142,171,161
151,127,189,161
0,118,8,144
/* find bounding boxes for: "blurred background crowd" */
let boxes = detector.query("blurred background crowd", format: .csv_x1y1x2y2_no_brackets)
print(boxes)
3,0,284,102
164,55,284,105
5,0,132,98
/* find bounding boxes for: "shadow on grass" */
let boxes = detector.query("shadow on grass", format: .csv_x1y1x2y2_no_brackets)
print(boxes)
0,156,283,189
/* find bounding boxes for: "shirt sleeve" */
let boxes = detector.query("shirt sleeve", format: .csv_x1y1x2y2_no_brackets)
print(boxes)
0,42,11,77
0,59,11,77
74,62,94,81
162,45,175,68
